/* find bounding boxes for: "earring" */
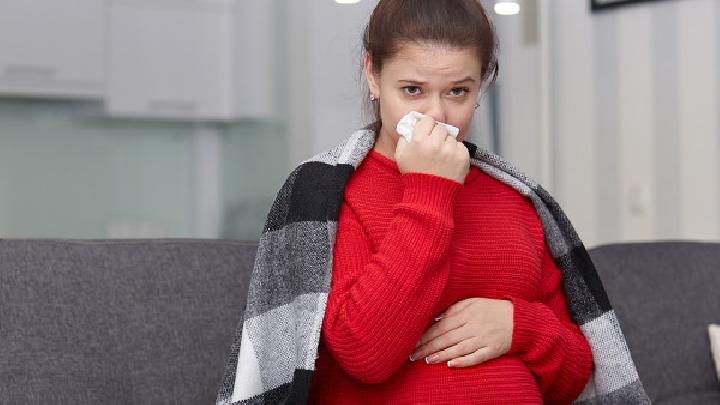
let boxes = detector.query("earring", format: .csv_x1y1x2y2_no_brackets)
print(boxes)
370,94,377,101
474,103,480,110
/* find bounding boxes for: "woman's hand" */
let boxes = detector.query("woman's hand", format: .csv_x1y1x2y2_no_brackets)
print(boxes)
409,297,514,367
395,116,470,184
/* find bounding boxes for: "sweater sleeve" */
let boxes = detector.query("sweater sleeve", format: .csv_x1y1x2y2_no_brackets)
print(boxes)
321,172,463,384
505,242,594,405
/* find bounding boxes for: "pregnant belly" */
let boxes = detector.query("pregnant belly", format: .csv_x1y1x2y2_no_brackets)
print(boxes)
380,354,543,404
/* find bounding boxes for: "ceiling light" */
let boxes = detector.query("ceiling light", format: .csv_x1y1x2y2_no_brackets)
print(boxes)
494,1,520,16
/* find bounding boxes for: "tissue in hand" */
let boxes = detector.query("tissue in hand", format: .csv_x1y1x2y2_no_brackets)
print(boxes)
395,111,459,142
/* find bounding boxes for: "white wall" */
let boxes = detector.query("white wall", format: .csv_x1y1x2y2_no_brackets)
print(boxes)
284,0,377,167
497,0,720,248
491,1,544,182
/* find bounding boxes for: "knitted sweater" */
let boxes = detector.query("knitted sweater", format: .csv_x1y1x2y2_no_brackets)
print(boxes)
307,148,593,404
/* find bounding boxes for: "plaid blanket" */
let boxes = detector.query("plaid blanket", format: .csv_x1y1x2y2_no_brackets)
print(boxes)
216,128,651,404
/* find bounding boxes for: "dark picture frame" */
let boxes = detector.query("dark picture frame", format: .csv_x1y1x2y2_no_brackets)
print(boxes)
590,0,673,12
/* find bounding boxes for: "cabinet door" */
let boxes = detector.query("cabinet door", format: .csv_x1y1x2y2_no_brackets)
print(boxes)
107,0,235,120
0,0,105,98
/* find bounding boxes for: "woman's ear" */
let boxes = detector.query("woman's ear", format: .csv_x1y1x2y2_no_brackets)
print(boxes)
363,53,380,99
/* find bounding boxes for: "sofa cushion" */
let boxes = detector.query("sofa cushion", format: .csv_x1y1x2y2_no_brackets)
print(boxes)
0,239,257,404
588,242,720,404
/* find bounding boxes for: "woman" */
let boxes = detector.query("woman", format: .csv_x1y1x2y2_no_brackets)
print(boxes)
308,0,592,403
216,0,650,404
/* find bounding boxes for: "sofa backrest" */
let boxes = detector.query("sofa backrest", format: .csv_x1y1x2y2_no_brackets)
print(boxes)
3,239,718,404
0,239,257,405
589,241,720,404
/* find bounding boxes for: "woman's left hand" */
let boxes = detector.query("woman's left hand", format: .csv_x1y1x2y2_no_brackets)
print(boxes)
409,297,514,367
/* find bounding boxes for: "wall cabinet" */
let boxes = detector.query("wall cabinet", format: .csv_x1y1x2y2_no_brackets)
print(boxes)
0,0,106,98
106,0,274,120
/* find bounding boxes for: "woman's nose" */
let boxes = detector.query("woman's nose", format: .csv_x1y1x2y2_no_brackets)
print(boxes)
422,98,446,124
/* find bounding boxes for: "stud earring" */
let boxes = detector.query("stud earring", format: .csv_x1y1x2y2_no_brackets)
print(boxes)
370,94,377,101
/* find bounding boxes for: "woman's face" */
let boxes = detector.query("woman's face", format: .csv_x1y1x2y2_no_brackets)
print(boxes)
364,42,483,143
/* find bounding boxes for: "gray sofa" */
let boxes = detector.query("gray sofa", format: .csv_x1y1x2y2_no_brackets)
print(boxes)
0,239,718,404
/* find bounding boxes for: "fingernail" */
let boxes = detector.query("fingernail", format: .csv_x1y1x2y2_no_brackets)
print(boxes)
447,360,454,367
409,354,415,362
426,354,439,364
434,315,443,322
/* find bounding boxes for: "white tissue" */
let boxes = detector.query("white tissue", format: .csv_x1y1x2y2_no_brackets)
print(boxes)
711,324,720,381
395,111,459,142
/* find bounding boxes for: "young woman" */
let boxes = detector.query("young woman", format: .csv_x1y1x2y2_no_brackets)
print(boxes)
307,0,593,403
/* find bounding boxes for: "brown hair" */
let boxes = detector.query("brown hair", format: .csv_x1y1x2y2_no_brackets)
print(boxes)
361,0,499,133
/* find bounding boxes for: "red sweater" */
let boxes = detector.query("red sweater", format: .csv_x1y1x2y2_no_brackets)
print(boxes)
308,149,593,404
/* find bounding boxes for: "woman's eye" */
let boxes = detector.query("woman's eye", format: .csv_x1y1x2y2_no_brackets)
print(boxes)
450,87,470,97
402,86,421,96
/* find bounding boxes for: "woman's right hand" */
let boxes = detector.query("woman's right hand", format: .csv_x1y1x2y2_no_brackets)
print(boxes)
394,116,470,184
